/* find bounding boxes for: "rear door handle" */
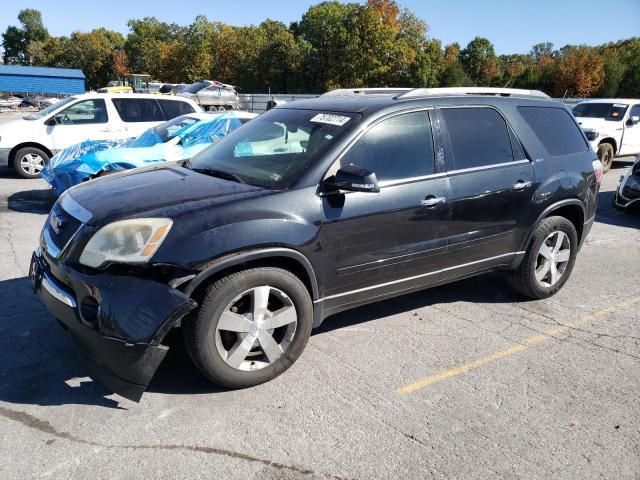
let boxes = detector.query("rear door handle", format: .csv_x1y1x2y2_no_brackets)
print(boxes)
513,180,532,190
421,196,446,207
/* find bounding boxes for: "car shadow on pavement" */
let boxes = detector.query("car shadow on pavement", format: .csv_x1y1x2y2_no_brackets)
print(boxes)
316,272,522,335
0,277,125,409
595,190,640,229
2,189,55,215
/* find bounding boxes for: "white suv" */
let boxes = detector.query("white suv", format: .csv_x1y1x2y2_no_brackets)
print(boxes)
0,93,202,178
573,99,640,172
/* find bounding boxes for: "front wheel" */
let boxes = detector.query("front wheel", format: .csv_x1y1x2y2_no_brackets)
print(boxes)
597,143,614,173
183,267,313,388
506,216,578,299
14,147,49,179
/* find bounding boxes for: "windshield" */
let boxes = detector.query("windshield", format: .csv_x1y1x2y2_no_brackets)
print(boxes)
23,97,76,120
189,109,357,189
153,115,202,142
182,81,210,94
572,103,628,121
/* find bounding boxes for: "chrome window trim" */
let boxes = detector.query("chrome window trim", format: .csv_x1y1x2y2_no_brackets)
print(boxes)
59,192,93,223
378,172,447,188
41,273,77,308
314,251,526,303
445,159,530,176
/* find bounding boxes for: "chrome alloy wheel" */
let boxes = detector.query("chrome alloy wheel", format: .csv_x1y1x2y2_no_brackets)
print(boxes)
535,231,571,288
19,153,45,176
215,286,297,371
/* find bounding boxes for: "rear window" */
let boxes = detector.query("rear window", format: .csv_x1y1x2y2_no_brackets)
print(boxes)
113,98,164,123
158,99,196,119
519,106,588,156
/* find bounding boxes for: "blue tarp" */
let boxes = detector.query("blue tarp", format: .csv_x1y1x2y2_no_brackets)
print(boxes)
42,113,244,195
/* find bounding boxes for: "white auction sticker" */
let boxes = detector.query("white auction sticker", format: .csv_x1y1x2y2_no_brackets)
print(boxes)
310,113,351,126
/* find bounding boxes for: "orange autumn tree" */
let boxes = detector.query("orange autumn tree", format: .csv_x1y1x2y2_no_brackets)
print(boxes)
553,46,604,97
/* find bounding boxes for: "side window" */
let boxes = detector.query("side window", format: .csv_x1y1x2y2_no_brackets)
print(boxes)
340,111,434,182
518,106,588,156
441,107,514,170
630,104,640,118
54,99,108,125
112,98,165,123
158,99,195,120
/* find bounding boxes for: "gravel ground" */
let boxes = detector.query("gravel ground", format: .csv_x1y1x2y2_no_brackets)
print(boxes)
0,133,638,479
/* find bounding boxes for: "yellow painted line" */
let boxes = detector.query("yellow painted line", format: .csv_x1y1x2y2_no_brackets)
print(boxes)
397,295,640,395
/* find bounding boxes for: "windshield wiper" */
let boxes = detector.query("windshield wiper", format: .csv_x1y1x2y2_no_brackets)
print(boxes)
192,167,246,184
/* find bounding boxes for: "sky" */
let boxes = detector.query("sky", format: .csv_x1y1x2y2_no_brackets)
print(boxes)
1,0,638,55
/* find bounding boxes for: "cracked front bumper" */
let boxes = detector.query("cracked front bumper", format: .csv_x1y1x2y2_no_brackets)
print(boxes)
30,249,197,402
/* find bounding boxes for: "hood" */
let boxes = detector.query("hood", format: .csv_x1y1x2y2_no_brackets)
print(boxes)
66,165,270,226
575,117,621,132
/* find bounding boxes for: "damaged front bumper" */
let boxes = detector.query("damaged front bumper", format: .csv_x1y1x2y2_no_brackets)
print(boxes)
30,249,197,402
614,172,640,210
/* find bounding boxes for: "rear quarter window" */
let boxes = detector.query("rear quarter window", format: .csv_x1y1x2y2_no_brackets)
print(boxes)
113,98,165,123
158,99,196,119
518,106,588,156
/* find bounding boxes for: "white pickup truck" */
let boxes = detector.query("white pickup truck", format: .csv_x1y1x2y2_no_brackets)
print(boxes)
572,99,640,172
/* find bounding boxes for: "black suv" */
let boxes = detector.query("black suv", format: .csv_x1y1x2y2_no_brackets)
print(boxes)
31,87,602,401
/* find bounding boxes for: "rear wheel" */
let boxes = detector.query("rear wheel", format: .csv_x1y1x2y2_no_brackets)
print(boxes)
506,216,578,299
597,143,614,173
183,267,313,388
13,147,49,179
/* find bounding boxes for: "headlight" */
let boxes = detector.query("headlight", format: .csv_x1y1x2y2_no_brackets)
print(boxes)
79,218,173,268
585,130,599,141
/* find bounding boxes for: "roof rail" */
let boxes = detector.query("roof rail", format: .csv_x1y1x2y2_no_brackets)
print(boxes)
394,87,551,100
321,88,412,97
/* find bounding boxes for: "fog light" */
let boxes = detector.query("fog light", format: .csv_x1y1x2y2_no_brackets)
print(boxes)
79,296,99,324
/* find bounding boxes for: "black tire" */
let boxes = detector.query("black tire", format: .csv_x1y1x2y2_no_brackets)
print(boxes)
13,146,49,179
506,216,578,299
597,143,614,173
183,267,313,388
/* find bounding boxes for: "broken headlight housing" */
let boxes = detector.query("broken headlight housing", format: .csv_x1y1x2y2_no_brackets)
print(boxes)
79,218,173,268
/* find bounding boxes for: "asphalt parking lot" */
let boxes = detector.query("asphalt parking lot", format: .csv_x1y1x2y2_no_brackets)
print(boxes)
0,147,638,478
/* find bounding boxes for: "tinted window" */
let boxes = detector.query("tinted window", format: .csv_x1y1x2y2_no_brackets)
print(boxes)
341,111,434,181
519,106,588,156
158,99,196,119
630,104,640,117
572,102,628,121
442,107,514,169
113,98,164,123
182,81,210,94
53,99,108,125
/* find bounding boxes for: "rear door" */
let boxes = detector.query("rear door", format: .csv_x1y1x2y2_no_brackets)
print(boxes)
436,106,535,278
112,98,166,137
318,110,452,305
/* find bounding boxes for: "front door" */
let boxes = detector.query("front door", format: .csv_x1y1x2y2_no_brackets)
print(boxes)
620,104,640,156
317,110,452,309
50,98,112,152
436,106,536,279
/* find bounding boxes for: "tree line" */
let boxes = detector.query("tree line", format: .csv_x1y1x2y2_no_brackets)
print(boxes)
2,2,639,97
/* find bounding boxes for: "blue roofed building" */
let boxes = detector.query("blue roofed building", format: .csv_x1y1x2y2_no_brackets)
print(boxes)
0,65,85,95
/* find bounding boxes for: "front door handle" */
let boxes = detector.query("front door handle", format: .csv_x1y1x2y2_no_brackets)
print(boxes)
513,180,532,190
421,196,446,207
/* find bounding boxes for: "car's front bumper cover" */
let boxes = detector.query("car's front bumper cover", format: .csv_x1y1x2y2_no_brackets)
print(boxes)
614,173,640,210
30,249,197,402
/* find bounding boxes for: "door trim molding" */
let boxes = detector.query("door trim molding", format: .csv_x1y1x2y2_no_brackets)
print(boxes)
315,251,525,303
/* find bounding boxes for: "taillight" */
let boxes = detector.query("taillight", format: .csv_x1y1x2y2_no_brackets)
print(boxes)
592,160,603,183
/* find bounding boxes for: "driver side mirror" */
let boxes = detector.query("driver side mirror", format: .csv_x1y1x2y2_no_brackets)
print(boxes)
44,117,57,126
628,115,640,126
323,164,380,194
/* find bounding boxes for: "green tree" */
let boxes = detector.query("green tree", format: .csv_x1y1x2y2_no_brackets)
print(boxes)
460,37,497,85
2,9,49,64
125,17,179,77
